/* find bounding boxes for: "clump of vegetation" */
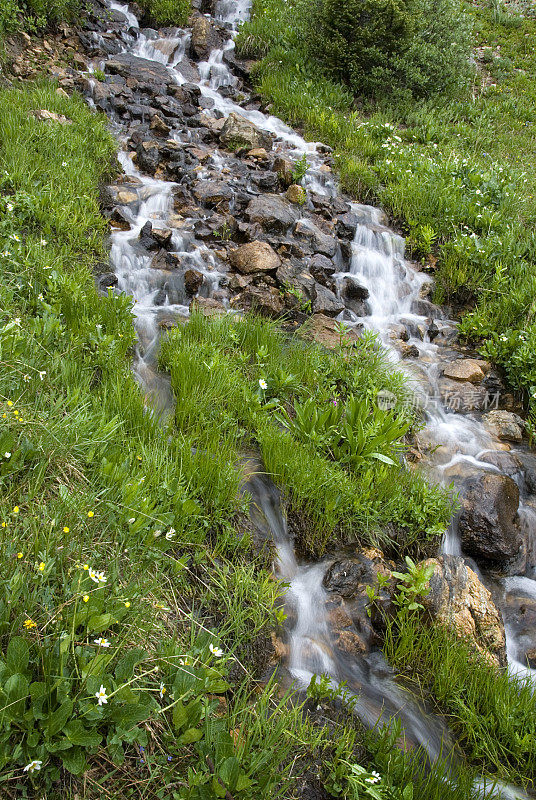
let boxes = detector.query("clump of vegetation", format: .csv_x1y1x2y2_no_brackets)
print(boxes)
303,0,472,100
384,615,536,790
137,0,190,26
160,314,453,557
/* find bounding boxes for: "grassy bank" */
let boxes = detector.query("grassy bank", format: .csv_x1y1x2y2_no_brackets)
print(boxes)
159,314,453,558
384,616,536,791
236,0,536,412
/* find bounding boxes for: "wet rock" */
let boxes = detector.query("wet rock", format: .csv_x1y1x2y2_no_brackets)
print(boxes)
190,15,223,60
97,272,118,291
273,156,294,187
229,241,281,274
139,221,160,251
150,249,175,271
246,194,299,234
136,140,160,174
336,212,359,240
286,184,306,204
458,473,521,566
343,277,369,301
442,358,487,383
294,219,337,258
308,254,336,285
427,318,440,341
276,262,316,299
152,227,173,248
106,53,173,88
312,283,344,317
150,114,171,136
420,556,506,666
220,111,272,151
401,343,420,359
483,410,525,443
184,268,204,294
300,313,361,349
190,296,226,317
231,284,284,317
108,206,132,230
251,171,280,192
193,180,233,208
438,378,491,413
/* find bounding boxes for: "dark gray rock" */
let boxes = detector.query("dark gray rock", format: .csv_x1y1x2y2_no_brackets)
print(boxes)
246,194,298,234
458,473,522,566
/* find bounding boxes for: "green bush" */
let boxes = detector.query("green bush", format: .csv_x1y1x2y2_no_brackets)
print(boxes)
302,0,472,99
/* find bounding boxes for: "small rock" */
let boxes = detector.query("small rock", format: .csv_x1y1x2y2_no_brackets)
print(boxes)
29,109,72,125
247,148,268,160
150,114,171,136
273,156,293,187
151,227,173,247
231,284,284,317
286,184,306,204
246,194,298,234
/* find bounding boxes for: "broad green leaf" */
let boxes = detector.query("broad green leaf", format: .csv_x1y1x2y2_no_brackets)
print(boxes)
371,452,396,465
46,699,73,738
3,673,28,719
87,613,115,633
115,648,147,682
64,720,102,747
172,700,188,732
6,637,29,674
205,679,230,694
177,727,203,745
60,745,87,774
219,757,240,791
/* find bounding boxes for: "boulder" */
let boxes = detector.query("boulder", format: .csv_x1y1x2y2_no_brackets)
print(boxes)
312,283,344,317
220,112,272,151
420,556,506,666
229,241,281,274
105,53,172,87
442,358,487,383
246,194,299,234
438,377,491,413
190,297,226,317
337,211,359,240
458,473,521,565
193,180,233,207
294,219,337,257
184,269,204,295
231,284,284,317
300,313,361,349
190,15,223,60
483,410,525,443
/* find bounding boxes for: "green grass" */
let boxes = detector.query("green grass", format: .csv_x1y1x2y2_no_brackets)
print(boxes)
159,313,453,558
237,0,536,412
384,615,536,791
137,0,190,26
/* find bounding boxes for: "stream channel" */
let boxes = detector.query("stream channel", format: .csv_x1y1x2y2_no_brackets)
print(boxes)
81,0,536,794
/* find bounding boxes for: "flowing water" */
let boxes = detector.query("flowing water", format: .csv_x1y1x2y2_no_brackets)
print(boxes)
88,0,536,791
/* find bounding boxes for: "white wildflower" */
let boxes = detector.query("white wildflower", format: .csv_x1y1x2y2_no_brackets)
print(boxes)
95,685,109,705
209,643,224,658
23,760,43,773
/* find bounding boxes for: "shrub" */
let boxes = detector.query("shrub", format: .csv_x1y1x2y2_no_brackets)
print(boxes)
137,0,190,26
302,0,473,99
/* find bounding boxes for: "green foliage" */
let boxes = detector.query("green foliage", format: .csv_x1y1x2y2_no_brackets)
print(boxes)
384,619,536,789
291,153,309,183
302,0,473,100
0,0,77,35
160,313,452,557
137,0,190,26
391,556,434,614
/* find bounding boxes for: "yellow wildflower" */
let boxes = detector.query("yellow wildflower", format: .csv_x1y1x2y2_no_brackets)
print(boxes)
63,526,69,533
13,506,19,514
23,619,37,630
38,562,45,572
124,601,131,608
17,552,23,559
87,511,94,518
83,595,89,603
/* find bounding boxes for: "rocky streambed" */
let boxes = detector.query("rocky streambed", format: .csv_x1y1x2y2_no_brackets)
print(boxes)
21,0,536,772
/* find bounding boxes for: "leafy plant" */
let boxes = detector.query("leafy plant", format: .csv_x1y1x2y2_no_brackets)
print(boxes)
291,153,309,184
